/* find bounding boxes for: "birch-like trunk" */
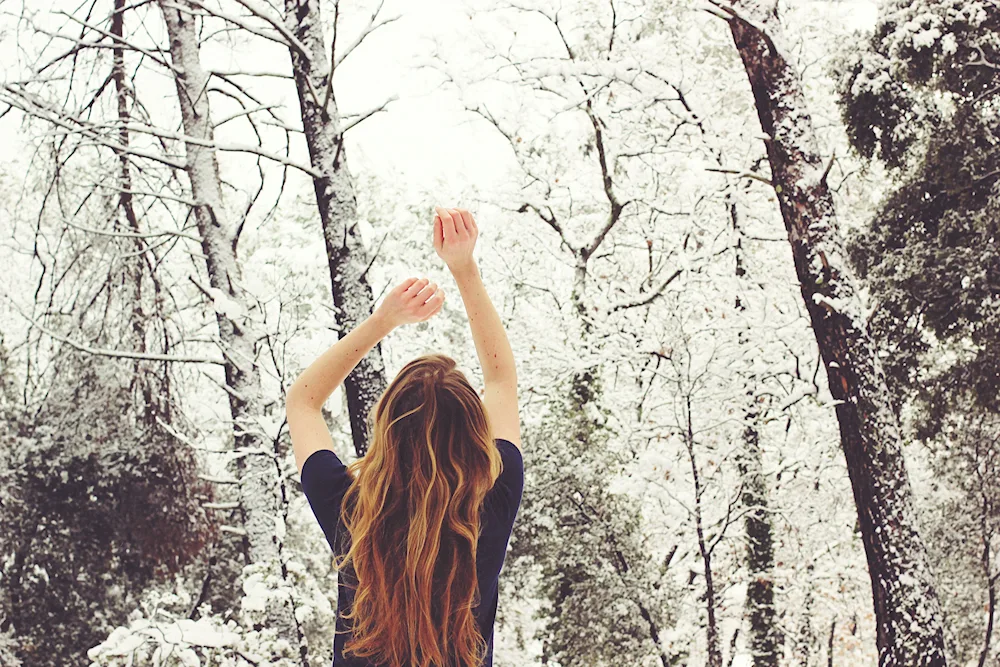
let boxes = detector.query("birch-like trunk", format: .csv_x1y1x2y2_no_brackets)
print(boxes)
158,3,304,659
283,0,386,457
724,5,948,664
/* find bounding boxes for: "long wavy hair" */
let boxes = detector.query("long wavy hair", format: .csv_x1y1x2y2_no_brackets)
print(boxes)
333,353,504,667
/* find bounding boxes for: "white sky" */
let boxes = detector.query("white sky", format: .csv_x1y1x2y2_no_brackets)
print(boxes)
0,0,516,210
0,0,879,210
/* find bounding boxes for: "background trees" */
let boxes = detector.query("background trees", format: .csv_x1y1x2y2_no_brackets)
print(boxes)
0,0,991,664
836,0,1000,662
722,0,948,661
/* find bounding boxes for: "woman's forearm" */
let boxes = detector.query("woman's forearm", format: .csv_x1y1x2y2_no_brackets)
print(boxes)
287,312,395,411
451,260,517,385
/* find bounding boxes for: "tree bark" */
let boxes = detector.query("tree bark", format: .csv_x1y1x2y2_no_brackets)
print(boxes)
282,0,386,457
684,391,722,667
731,183,781,666
737,415,780,667
724,5,948,664
158,2,305,661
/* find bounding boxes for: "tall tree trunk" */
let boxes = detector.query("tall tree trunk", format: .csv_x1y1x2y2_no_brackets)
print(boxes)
158,3,305,661
283,0,386,457
668,81,782,664
112,0,152,421
112,0,172,429
723,4,948,664
737,414,780,666
794,568,815,666
731,198,781,666
684,391,723,667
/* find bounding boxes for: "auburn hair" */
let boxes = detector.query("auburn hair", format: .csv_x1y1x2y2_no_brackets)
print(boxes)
333,353,504,667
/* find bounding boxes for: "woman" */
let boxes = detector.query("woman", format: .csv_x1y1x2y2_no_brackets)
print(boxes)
286,206,524,667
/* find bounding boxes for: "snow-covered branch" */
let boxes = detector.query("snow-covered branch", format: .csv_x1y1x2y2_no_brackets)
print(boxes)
331,0,402,72
6,298,223,365
180,0,311,61
337,94,398,135
0,85,188,170
113,121,321,177
609,269,683,312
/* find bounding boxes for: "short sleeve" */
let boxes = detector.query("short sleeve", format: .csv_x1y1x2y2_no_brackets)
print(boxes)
300,449,353,552
488,439,524,523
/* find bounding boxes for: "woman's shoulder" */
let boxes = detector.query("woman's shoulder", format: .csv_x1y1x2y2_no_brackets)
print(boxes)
494,437,523,465
493,438,524,489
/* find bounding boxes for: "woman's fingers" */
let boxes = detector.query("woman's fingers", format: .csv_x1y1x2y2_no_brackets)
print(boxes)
449,208,468,235
415,281,438,302
434,205,476,246
424,288,444,306
455,208,476,236
434,207,447,240
433,214,443,249
420,290,445,320
404,277,430,295
388,276,443,324
435,206,460,240
451,208,472,235
403,278,436,303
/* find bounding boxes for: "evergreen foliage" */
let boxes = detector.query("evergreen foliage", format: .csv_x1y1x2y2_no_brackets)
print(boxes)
505,368,680,666
0,351,215,665
834,0,1000,431
835,2,1000,660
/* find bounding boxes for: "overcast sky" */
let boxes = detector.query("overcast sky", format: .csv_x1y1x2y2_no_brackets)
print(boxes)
0,0,879,202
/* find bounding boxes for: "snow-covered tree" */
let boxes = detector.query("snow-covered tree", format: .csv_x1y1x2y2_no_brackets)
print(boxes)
0,351,214,665
0,0,319,660
835,1,1000,662
718,0,948,663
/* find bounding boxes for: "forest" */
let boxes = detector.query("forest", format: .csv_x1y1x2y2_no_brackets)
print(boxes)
0,0,997,665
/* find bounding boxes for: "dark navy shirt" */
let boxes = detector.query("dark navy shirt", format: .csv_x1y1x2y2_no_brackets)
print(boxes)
300,438,524,667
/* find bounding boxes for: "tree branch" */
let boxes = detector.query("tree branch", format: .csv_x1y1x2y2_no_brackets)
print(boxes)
609,268,682,312
337,95,398,135
179,0,311,61
6,297,223,365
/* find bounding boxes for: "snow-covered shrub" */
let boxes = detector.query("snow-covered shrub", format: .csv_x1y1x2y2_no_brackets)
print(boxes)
89,558,334,667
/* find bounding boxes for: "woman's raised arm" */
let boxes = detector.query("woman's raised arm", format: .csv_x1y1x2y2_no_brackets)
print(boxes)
434,206,521,450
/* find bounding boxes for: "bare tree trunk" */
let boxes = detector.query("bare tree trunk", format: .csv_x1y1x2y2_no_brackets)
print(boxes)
113,0,151,417
827,616,837,667
158,3,305,661
667,81,782,665
978,512,997,667
721,3,948,663
731,199,781,666
737,418,779,666
684,391,723,667
736,386,779,665
282,0,386,457
794,565,815,666
112,0,168,428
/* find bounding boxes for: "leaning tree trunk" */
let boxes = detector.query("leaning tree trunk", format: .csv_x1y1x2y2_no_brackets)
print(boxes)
159,3,305,661
283,0,386,457
723,4,947,664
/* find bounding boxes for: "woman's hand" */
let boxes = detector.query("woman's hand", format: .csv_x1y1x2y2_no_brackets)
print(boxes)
433,206,478,271
375,277,445,329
